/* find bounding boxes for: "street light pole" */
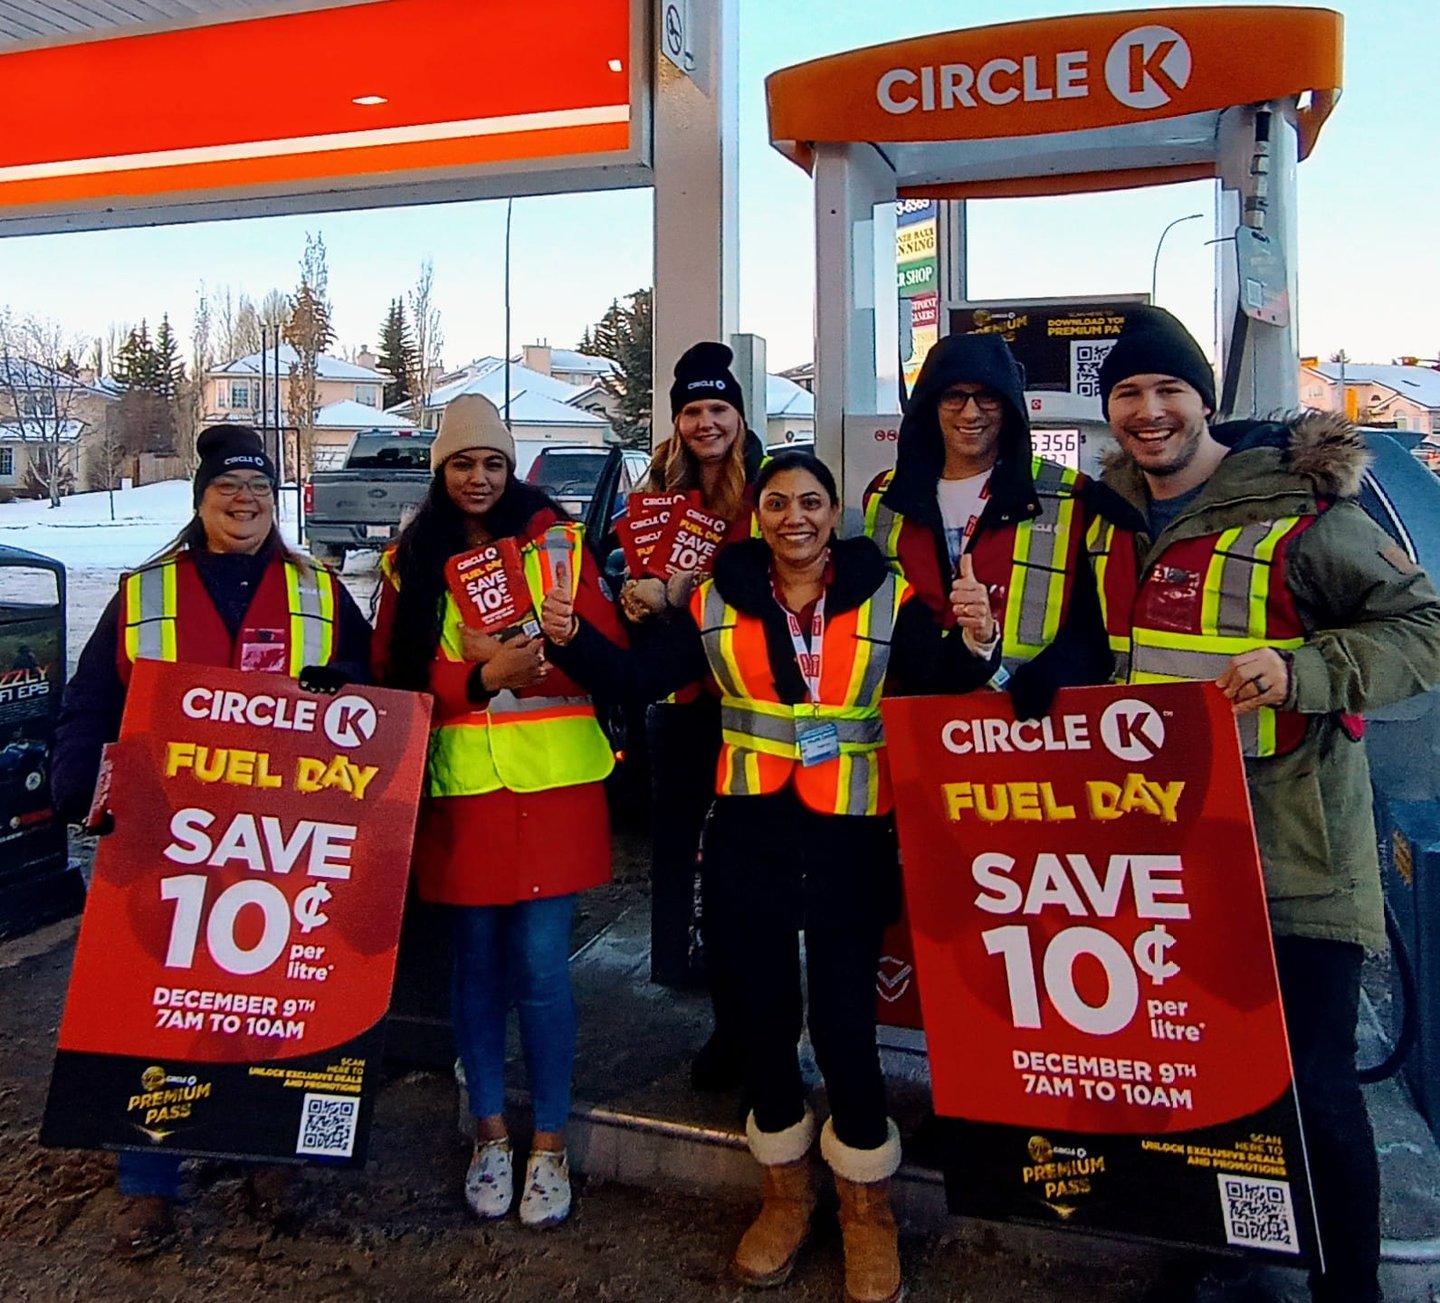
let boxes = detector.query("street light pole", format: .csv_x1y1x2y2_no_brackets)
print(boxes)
1150,212,1204,305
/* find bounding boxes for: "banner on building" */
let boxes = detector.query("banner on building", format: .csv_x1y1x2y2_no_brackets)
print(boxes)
42,663,429,1167
882,683,1320,1265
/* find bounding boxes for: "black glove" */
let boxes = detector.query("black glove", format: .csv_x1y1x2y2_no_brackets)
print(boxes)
1007,659,1059,723
298,664,350,696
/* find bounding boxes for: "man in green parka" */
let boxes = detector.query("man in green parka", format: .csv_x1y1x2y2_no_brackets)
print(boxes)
1083,307,1440,1303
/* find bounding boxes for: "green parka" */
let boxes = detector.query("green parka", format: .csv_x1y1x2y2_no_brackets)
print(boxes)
1089,412,1440,950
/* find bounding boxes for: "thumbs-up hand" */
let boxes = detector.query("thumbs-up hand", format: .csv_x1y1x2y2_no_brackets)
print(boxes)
949,553,997,643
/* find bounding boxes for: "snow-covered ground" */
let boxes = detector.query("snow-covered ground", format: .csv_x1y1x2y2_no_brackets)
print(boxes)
0,481,378,674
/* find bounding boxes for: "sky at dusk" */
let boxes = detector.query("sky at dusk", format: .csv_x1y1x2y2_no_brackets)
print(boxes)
0,0,1432,375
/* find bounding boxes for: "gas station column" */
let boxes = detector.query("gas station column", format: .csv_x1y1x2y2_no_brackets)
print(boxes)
1215,100,1303,417
651,0,740,446
812,142,898,481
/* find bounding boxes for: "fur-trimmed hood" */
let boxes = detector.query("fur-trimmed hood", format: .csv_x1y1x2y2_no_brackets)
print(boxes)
1095,410,1372,528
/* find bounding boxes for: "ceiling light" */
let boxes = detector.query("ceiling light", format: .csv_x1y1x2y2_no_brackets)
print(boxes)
607,59,623,73
352,95,388,106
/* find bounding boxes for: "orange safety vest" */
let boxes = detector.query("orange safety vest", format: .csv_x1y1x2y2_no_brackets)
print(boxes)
1087,514,1315,757
690,570,907,816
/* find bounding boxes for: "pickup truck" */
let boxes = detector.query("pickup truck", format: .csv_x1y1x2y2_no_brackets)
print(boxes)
304,430,435,563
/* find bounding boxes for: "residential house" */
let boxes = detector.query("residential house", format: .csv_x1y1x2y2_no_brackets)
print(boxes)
409,357,611,446
204,345,390,470
519,344,618,420
1301,360,1440,436
765,373,816,447
0,359,120,498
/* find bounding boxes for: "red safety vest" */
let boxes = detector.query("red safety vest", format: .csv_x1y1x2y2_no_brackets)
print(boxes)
117,551,337,684
1087,515,1315,757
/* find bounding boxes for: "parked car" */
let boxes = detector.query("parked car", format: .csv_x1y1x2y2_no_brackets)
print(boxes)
528,445,650,518
304,429,434,564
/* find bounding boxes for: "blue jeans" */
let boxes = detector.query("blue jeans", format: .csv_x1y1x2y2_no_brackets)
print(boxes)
452,895,577,1135
117,1150,183,1199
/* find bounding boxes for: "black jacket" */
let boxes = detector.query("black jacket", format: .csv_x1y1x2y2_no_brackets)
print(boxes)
52,548,373,822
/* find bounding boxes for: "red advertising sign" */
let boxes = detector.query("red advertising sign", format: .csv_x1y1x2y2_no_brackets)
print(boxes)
882,684,1319,1262
652,503,730,576
42,663,430,1166
445,539,538,637
619,491,692,575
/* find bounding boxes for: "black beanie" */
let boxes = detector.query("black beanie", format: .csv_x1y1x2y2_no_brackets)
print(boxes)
669,341,746,420
193,424,276,505
1097,307,1217,417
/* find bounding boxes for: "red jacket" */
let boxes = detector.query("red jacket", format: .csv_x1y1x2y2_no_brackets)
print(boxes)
373,508,628,907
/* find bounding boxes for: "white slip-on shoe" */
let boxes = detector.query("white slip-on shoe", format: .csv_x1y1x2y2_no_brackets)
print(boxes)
464,1138,514,1219
518,1148,571,1229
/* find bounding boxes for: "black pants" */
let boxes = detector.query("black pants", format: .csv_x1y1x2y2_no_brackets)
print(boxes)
1274,935,1380,1303
705,792,900,1153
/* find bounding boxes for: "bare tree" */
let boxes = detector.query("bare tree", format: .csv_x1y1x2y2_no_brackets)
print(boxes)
87,407,130,520
407,257,444,426
283,234,334,475
0,310,92,508
178,285,214,476
259,288,289,335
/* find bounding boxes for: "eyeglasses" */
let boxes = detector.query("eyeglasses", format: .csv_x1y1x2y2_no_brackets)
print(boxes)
938,389,1002,413
209,476,274,498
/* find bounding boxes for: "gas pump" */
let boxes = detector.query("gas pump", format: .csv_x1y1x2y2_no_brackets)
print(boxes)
766,7,1343,1035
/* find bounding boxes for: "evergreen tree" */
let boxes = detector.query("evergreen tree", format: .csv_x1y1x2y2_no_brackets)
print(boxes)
153,314,185,400
377,298,416,409
115,321,161,391
584,288,652,449
58,349,80,378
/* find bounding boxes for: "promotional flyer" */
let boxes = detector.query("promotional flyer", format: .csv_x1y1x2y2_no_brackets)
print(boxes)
882,684,1320,1265
444,539,538,638
42,663,430,1166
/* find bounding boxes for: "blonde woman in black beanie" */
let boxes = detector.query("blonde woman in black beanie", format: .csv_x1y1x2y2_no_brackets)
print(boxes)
629,342,764,1090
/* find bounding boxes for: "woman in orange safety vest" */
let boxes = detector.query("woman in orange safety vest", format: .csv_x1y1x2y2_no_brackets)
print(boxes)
373,395,627,1231
541,448,994,1303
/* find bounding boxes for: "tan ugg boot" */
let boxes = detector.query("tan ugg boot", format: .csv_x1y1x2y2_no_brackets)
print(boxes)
731,1108,818,1287
822,1117,904,1303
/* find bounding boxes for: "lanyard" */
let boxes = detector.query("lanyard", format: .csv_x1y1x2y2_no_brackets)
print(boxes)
783,595,825,702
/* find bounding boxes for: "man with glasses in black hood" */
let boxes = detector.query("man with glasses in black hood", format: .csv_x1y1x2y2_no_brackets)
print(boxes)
864,332,1109,713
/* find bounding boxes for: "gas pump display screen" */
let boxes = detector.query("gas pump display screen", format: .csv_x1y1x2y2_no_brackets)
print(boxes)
949,302,1142,397
1031,428,1081,471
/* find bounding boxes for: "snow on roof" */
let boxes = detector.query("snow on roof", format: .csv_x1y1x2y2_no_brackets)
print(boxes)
0,357,113,398
420,360,607,428
1312,363,1440,410
215,344,386,383
766,373,815,419
314,399,414,429
0,419,85,442
541,348,617,377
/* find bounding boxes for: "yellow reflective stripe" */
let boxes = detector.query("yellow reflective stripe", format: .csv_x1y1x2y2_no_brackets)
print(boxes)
1247,519,1295,638
1201,526,1244,631
124,561,178,662
1134,626,1305,653
284,564,338,676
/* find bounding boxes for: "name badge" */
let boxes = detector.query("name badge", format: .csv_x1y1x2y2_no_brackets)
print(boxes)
796,719,841,768
239,627,288,673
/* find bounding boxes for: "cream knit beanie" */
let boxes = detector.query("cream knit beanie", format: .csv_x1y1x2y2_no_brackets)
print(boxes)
429,394,516,470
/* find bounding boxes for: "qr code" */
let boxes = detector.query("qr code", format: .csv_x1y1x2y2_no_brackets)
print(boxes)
1071,340,1118,398
296,1092,358,1158
1218,1174,1300,1254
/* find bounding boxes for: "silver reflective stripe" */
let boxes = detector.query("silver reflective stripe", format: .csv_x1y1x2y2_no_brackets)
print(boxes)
853,574,898,703
489,690,592,716
722,704,796,746
1015,519,1060,649
291,572,334,667
728,750,760,796
846,750,877,814
1132,644,1232,680
1215,523,1273,635
132,565,171,660
1237,712,1260,757
720,704,883,748
1113,651,1132,682
700,585,744,698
